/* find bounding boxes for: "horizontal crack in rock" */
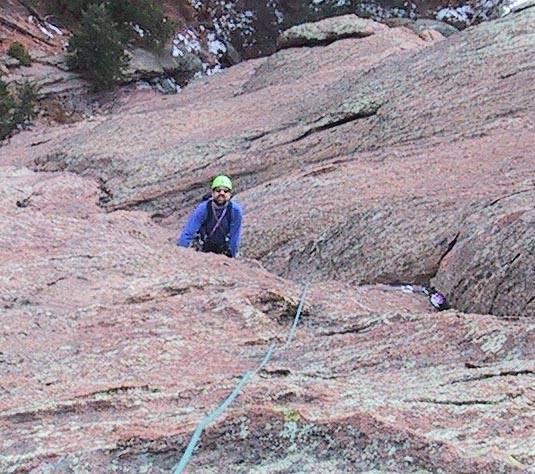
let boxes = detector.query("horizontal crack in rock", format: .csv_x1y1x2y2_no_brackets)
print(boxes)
46,277,67,287
487,188,534,207
260,368,291,377
279,31,375,49
126,286,191,304
408,394,521,405
76,384,160,398
290,103,381,144
319,320,378,336
243,336,284,346
49,254,97,261
449,369,534,385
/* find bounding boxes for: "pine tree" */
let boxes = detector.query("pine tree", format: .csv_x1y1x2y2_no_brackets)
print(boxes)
0,78,16,140
0,78,39,141
7,42,32,66
68,3,130,90
50,0,99,19
107,0,174,50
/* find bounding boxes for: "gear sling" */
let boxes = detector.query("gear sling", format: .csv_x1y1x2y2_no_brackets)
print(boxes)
194,199,233,255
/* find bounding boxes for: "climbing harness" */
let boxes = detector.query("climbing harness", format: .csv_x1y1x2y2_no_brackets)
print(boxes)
193,199,233,254
172,282,309,474
206,201,229,240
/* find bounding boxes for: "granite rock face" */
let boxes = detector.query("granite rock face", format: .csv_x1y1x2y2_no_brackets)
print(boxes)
433,191,534,316
7,12,533,317
0,169,533,472
0,10,534,473
0,0,522,125
276,14,386,49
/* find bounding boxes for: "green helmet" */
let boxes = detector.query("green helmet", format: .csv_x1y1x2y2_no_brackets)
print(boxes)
211,175,233,190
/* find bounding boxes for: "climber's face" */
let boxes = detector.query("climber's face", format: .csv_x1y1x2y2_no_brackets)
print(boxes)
212,187,232,205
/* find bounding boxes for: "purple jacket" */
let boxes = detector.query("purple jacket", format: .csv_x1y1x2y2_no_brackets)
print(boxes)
177,200,243,257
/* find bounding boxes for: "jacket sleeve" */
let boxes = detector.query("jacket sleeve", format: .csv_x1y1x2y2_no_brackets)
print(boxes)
228,202,243,257
177,202,207,248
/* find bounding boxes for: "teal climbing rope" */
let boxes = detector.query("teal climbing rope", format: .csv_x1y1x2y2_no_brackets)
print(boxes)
172,282,309,473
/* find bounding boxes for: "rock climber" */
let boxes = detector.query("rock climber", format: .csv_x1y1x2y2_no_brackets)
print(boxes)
177,175,243,258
